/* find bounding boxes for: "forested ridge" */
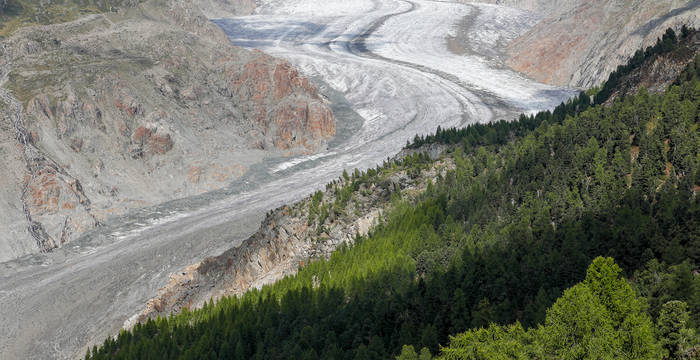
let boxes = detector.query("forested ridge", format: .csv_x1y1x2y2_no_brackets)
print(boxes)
87,46,700,359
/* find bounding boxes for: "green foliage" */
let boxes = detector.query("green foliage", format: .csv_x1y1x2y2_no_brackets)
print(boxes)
308,190,323,224
419,347,433,360
634,259,700,329
87,47,699,360
438,323,543,360
675,54,700,86
658,301,697,359
397,345,432,360
543,284,620,359
439,258,661,360
397,345,419,360
544,257,660,360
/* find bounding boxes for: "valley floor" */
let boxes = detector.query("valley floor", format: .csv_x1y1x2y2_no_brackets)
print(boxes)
0,0,573,358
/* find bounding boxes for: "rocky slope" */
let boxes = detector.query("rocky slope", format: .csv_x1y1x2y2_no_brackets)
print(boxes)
132,145,452,324
0,1,146,38
194,0,255,18
505,0,700,88
0,0,334,262
462,0,700,88
604,30,700,103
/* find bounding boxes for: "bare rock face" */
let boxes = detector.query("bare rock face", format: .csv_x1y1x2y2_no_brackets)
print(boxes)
24,165,98,249
503,0,700,88
0,0,335,261
231,52,336,151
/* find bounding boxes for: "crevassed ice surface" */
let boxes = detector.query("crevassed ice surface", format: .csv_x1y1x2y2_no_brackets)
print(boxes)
0,0,575,359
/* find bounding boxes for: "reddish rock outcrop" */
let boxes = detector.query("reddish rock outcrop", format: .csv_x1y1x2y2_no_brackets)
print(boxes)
231,52,335,151
131,126,173,158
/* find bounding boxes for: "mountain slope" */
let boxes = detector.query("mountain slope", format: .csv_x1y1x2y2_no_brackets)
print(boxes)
504,0,700,88
0,0,335,261
594,27,700,104
461,0,700,88
87,41,699,359
0,0,144,38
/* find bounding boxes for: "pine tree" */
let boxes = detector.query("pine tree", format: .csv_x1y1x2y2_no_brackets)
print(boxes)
658,301,695,359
